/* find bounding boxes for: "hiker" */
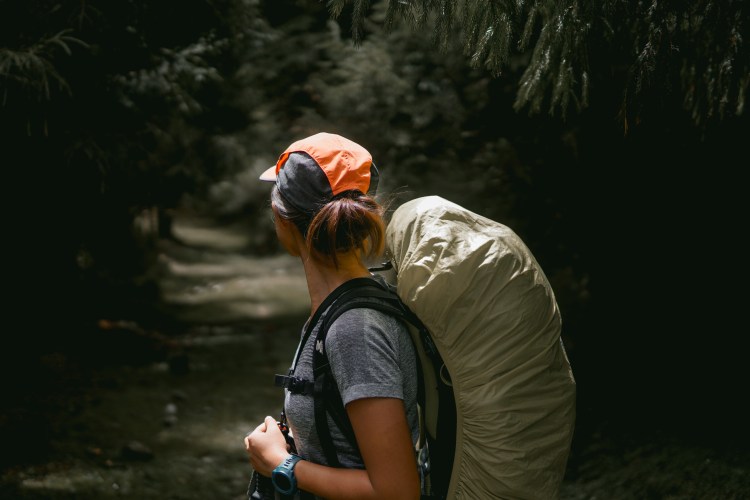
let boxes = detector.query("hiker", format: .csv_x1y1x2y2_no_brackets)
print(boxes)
244,132,421,500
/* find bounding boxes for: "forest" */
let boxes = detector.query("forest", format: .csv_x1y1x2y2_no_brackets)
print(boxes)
1,0,749,498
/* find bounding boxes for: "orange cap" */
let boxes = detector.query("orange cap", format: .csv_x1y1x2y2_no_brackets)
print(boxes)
260,132,379,212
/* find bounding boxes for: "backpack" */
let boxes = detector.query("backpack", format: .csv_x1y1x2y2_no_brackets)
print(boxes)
279,195,577,499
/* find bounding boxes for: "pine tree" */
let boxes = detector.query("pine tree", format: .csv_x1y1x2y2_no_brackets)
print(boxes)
328,0,749,129
0,0,269,354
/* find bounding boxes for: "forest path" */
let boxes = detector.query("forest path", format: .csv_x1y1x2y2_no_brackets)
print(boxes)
0,215,310,499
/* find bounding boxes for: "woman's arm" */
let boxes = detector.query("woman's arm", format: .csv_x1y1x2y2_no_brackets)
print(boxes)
245,397,420,500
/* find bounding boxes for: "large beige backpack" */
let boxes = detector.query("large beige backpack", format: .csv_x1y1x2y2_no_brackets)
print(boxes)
385,195,576,499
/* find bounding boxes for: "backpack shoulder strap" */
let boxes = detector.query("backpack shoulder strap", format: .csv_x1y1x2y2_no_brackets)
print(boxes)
310,277,455,500
312,277,418,467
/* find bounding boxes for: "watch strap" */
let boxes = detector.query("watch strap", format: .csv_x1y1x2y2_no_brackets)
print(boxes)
271,453,302,495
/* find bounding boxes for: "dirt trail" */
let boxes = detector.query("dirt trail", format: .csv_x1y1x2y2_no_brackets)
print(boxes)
1,216,310,499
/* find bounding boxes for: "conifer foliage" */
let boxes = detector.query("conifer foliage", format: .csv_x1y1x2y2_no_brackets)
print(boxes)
0,0,268,348
330,0,749,127
619,0,749,129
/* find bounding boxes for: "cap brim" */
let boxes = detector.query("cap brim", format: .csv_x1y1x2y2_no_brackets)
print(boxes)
259,164,278,182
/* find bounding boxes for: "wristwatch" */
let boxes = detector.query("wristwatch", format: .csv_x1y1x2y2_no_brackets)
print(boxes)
271,453,302,495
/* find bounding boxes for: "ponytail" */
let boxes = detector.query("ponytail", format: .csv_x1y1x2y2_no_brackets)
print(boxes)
271,186,385,267
306,191,385,267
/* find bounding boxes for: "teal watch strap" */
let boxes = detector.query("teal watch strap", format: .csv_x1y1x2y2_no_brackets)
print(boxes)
271,454,302,495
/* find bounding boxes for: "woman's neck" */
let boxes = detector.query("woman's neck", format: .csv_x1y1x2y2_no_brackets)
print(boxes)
299,252,372,317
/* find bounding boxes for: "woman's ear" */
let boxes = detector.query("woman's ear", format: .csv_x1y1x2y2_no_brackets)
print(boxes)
272,209,304,257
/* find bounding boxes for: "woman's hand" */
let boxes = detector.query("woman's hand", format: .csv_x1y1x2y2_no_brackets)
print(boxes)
244,416,290,477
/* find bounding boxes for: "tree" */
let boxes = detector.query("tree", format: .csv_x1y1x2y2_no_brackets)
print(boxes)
1,0,271,372
328,0,749,130
317,0,749,442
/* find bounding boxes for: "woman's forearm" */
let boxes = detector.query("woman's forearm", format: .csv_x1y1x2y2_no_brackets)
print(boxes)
294,459,418,500
290,397,421,500
294,459,372,499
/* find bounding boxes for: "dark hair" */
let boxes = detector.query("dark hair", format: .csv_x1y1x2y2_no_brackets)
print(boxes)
271,186,385,267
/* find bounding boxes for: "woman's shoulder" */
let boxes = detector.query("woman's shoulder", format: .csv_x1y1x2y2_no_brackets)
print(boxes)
325,304,409,350
330,302,407,331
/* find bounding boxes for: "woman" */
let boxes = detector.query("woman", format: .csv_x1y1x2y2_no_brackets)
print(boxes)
244,132,421,500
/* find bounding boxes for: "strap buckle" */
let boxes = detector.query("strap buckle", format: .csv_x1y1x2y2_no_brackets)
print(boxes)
274,374,314,395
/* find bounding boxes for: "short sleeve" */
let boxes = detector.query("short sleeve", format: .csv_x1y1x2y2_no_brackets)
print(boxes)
325,307,407,406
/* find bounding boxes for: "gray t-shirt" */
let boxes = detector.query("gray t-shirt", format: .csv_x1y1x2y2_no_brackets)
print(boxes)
283,297,419,470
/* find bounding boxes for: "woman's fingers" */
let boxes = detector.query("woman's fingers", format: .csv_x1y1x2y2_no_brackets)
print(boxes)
264,416,277,431
244,417,270,451
244,417,288,476
255,419,269,433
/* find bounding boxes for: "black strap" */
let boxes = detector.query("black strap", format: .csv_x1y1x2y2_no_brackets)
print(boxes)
279,278,390,468
311,278,434,468
293,277,381,371
311,280,394,465
313,281,456,499
274,374,315,395
282,275,455,499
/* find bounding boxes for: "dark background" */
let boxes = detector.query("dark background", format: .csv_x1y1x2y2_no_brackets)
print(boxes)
1,0,748,497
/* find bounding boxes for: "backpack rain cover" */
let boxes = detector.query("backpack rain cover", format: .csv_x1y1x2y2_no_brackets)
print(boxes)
386,196,576,499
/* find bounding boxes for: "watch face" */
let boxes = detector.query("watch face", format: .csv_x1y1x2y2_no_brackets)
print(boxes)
272,454,300,495
272,472,293,492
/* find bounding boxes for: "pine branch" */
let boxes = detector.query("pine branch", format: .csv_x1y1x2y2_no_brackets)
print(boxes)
514,2,590,118
0,30,87,105
622,0,749,128
336,0,590,117
334,0,747,125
